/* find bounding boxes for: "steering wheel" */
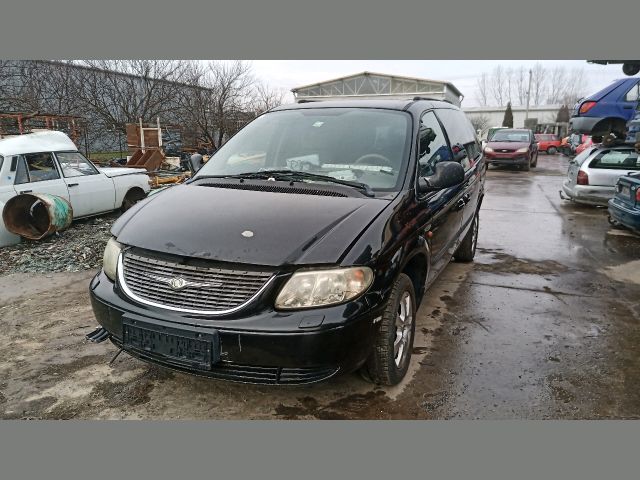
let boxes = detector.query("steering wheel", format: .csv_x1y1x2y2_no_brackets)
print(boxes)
354,153,393,167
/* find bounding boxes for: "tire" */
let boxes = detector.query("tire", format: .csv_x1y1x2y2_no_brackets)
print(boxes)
547,146,557,155
364,273,416,386
522,158,531,171
532,153,538,168
121,188,147,212
454,211,479,262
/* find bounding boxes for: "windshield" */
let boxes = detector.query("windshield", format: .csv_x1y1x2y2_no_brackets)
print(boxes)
490,130,531,142
195,108,411,191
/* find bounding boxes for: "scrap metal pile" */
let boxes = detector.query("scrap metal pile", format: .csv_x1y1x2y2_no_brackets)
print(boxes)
0,211,117,275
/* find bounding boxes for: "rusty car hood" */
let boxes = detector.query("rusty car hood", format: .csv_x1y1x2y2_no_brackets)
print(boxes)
111,183,390,266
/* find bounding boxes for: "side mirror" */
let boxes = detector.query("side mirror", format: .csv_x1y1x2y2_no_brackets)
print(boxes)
418,161,465,193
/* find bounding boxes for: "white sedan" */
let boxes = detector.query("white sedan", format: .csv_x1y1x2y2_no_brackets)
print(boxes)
0,131,150,246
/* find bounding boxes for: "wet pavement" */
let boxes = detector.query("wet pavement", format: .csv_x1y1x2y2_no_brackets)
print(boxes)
1,154,639,419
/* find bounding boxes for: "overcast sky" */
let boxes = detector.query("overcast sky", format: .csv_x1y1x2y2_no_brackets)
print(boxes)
248,60,630,106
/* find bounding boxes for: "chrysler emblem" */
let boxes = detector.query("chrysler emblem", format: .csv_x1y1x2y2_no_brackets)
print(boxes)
169,277,187,290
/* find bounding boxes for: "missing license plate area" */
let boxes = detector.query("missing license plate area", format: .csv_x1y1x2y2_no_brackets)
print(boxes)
620,185,631,198
122,318,219,371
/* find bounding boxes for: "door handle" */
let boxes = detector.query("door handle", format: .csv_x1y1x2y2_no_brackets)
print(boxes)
67,183,79,187
455,198,466,210
19,189,33,194
463,193,471,202
623,105,633,109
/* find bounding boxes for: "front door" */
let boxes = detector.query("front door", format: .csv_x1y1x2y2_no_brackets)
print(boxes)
13,152,70,200
415,111,464,282
54,151,115,217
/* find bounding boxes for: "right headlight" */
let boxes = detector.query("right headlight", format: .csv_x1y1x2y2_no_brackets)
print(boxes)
102,237,122,281
275,267,374,310
484,147,494,153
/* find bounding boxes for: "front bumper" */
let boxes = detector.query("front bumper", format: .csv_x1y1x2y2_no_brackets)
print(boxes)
485,154,529,166
608,198,640,231
89,271,382,385
562,180,614,206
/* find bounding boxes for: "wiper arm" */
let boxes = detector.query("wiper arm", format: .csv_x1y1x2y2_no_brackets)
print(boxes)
193,170,375,197
260,170,375,197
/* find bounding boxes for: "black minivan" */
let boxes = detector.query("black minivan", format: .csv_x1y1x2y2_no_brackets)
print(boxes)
89,99,485,385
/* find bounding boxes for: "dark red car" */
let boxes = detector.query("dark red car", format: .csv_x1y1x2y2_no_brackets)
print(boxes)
534,133,561,154
484,128,539,171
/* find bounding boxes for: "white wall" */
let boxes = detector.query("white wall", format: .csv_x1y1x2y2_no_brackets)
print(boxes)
463,105,562,129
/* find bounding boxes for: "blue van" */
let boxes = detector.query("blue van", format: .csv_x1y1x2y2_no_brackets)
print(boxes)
569,78,640,138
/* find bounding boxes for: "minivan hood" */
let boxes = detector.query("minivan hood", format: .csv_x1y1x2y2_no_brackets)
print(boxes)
487,141,529,150
112,183,390,266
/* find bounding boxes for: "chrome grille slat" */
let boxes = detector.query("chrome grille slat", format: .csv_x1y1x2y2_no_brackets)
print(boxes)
120,251,273,313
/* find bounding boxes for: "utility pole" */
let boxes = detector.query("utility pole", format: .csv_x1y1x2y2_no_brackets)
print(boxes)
525,69,532,122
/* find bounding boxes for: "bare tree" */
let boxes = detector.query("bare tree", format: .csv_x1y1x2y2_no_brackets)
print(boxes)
250,83,287,114
530,62,546,106
489,65,506,106
75,60,190,133
468,114,491,133
546,66,567,104
515,67,528,106
476,72,490,106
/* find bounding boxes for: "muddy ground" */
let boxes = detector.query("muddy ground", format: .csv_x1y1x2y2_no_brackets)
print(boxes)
1,154,639,419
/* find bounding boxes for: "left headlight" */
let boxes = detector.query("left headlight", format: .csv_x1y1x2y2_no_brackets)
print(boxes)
516,147,529,153
275,267,374,310
102,237,122,281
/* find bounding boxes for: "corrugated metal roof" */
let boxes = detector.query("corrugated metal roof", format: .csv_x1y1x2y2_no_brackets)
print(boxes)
291,71,463,98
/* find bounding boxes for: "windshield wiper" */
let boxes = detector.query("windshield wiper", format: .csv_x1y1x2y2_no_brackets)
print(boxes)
194,170,375,197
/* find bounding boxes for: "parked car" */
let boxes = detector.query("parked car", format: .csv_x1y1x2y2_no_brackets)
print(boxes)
569,78,640,137
574,135,595,156
0,131,150,247
561,145,640,206
484,128,538,170
625,110,640,144
89,99,486,386
535,133,561,154
608,173,640,233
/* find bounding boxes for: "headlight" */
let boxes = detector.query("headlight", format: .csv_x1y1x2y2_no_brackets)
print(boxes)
102,237,122,281
484,147,494,153
275,267,373,310
516,147,529,153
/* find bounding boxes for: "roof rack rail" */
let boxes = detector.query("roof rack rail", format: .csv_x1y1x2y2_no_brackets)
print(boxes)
412,96,453,105
296,99,319,103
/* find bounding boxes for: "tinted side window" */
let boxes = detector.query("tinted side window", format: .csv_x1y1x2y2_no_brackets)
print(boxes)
418,111,451,177
436,108,481,171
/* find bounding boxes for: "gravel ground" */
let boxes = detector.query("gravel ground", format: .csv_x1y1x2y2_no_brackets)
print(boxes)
0,212,118,275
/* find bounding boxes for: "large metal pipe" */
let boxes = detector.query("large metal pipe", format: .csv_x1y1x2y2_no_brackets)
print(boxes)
2,193,73,240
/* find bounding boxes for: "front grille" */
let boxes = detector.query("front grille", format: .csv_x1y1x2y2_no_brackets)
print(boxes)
121,250,273,313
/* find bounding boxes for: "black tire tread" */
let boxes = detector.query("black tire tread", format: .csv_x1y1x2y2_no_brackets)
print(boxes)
365,273,415,386
454,212,478,262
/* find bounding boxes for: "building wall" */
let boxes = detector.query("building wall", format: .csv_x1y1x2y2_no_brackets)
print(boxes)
463,105,563,129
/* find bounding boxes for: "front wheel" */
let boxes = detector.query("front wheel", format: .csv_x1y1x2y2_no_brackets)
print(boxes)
364,273,416,385
547,146,557,155
454,211,479,262
532,153,538,168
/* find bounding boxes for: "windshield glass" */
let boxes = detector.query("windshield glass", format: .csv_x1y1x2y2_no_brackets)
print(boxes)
195,108,411,191
491,130,531,142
